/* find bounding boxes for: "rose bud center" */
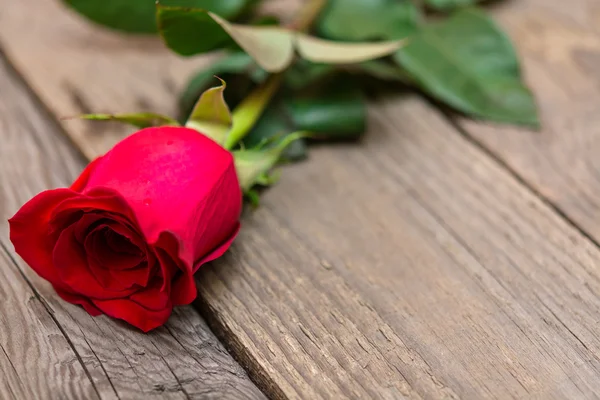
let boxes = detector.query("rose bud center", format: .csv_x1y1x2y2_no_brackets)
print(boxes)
81,220,152,291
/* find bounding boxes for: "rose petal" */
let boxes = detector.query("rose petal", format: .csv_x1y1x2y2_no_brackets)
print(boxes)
53,225,137,299
88,254,148,291
55,287,102,316
154,231,193,305
85,236,148,292
73,213,105,243
105,229,140,257
93,264,149,292
170,223,240,305
9,188,76,286
130,280,171,311
49,209,84,235
70,156,104,193
52,188,149,275
195,223,241,269
51,188,140,233
103,222,145,257
82,220,152,292
153,231,181,293
85,225,142,271
92,286,172,332
188,168,242,265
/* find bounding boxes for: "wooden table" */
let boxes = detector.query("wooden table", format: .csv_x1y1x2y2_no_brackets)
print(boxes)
1,0,599,398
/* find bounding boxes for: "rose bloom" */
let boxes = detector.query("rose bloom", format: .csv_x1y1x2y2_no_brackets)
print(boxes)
9,127,242,332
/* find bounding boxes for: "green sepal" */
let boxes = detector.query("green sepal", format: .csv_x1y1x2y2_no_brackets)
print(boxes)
225,74,283,149
184,77,232,145
234,131,311,192
178,52,266,122
245,189,261,208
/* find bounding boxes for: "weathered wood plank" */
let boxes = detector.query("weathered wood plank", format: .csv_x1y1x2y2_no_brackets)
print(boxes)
456,0,600,241
0,247,100,400
0,0,200,159
3,0,600,399
197,96,600,399
0,55,265,399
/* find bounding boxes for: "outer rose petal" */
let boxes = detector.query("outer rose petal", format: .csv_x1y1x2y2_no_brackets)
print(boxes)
52,187,139,229
92,298,170,332
92,284,172,332
130,280,170,311
55,287,102,316
71,156,104,193
197,223,241,267
171,223,240,305
153,235,179,294
8,188,76,286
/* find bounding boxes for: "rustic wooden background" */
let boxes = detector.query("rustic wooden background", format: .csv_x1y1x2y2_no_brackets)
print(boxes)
1,0,600,399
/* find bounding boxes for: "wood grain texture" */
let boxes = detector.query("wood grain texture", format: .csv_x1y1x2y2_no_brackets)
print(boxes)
0,56,265,399
0,243,100,400
3,0,600,399
455,0,600,242
197,96,600,399
0,0,201,159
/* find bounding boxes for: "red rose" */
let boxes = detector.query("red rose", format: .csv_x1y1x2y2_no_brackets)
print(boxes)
9,127,242,332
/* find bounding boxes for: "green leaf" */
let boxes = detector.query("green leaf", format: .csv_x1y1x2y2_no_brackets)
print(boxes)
242,77,366,159
157,5,232,55
159,7,407,72
284,61,335,90
67,113,180,128
209,13,296,72
159,7,295,70
255,171,281,186
425,0,480,11
245,189,261,207
242,78,366,160
65,0,253,34
316,0,421,41
284,79,366,139
158,5,295,68
251,15,281,26
185,78,232,144
295,34,407,66
355,60,412,83
234,132,310,191
393,9,539,127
